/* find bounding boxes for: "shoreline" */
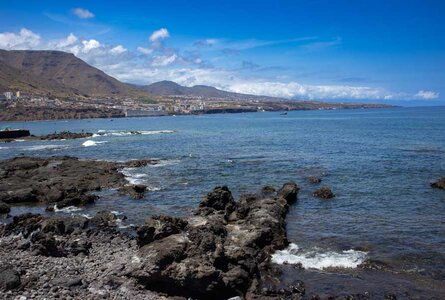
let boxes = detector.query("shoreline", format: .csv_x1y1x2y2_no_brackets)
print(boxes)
0,104,394,123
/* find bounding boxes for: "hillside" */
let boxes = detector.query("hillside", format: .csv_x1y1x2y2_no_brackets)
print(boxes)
0,50,147,99
142,80,284,101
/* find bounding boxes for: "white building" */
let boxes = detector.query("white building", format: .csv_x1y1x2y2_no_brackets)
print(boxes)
4,92,13,100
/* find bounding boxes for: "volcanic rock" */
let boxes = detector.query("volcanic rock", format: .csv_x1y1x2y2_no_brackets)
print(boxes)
313,186,335,199
431,177,445,189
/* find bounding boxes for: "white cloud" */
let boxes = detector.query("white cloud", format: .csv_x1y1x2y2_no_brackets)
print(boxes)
81,39,101,53
72,8,95,19
149,28,169,42
110,45,127,55
55,33,78,48
0,28,440,102
0,28,41,50
137,46,153,55
415,90,439,100
152,54,177,66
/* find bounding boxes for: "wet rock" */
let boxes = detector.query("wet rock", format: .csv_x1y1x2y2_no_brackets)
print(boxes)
3,213,44,238
431,177,445,189
0,264,21,291
261,186,276,195
38,131,93,140
199,186,237,215
119,184,147,199
124,159,160,168
313,186,335,199
130,183,298,299
0,200,10,213
91,211,118,227
277,182,299,203
307,177,322,184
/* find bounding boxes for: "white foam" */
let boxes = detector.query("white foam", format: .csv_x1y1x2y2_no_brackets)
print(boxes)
149,159,180,167
271,243,367,270
14,139,26,142
23,144,69,151
94,130,175,137
82,140,107,147
54,205,83,213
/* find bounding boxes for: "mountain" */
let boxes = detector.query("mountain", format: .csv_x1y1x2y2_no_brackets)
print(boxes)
0,50,147,98
142,80,277,101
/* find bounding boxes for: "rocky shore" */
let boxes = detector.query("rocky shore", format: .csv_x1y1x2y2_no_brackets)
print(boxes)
0,156,159,213
1,182,302,299
1,131,94,143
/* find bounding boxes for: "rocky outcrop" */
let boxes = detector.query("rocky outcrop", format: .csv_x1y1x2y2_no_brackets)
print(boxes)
129,182,299,299
313,186,335,199
0,156,157,208
0,201,10,214
307,177,322,184
38,131,93,140
431,177,445,189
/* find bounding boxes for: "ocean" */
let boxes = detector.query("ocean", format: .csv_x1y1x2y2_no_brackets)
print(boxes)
1,106,444,297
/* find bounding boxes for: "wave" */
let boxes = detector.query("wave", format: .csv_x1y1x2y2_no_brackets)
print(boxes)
23,144,71,151
53,205,83,213
149,159,181,168
271,243,367,270
82,140,107,147
93,130,175,137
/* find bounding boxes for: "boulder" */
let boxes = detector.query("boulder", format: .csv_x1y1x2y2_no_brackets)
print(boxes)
91,211,118,227
119,184,147,199
313,186,335,199
431,177,445,189
0,201,10,214
199,186,237,215
277,182,299,203
307,177,322,184
0,264,21,291
137,215,187,247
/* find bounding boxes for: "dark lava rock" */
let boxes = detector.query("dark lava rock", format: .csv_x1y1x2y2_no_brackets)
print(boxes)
431,177,445,189
307,176,322,184
124,159,160,168
277,182,299,203
91,211,118,227
137,215,188,247
118,184,147,199
38,131,93,140
313,186,335,199
129,183,298,299
0,200,10,214
199,185,237,215
0,156,127,207
261,185,276,195
0,264,21,291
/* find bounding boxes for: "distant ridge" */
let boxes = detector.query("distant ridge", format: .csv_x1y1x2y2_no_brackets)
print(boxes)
142,80,283,101
0,49,147,98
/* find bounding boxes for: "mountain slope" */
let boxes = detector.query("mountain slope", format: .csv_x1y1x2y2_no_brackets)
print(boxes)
142,80,262,100
0,50,147,98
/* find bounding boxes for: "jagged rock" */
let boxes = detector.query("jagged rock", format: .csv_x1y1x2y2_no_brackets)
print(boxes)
313,186,335,199
277,182,299,203
124,159,160,168
137,215,188,247
0,200,10,213
0,264,21,291
91,211,119,227
130,183,298,299
307,177,322,184
119,184,147,199
199,186,237,215
431,177,445,189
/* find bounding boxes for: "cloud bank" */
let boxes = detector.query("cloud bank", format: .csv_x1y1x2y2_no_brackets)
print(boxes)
0,28,439,101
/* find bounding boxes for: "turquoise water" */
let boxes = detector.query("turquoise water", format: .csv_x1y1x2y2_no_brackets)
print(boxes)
1,107,445,288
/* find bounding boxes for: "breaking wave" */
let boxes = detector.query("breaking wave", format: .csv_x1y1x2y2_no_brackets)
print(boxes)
53,205,83,213
271,243,367,270
93,130,175,137
82,140,107,147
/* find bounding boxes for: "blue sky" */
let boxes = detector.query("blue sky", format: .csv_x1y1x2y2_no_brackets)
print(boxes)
0,0,444,105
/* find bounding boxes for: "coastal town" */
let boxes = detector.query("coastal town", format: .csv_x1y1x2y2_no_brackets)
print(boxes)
0,89,392,122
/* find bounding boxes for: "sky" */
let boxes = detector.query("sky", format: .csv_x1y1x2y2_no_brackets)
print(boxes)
0,0,444,105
